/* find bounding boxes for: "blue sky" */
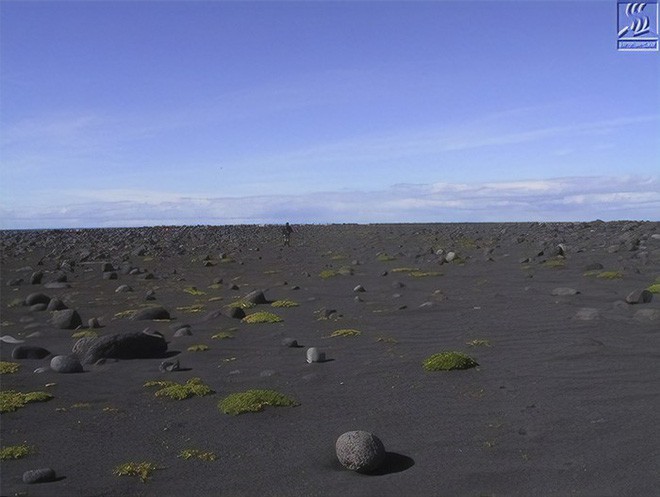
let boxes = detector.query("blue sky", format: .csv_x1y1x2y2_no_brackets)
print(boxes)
1,0,659,229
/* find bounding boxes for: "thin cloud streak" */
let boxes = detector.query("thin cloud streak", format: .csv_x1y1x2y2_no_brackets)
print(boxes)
1,176,657,229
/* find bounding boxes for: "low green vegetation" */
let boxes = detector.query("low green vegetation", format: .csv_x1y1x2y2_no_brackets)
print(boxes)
422,351,478,371
176,304,206,313
409,271,442,277
646,283,660,293
0,444,32,460
226,299,256,310
183,287,206,296
596,271,624,280
8,298,24,308
144,378,213,400
542,257,566,269
211,331,234,340
391,267,420,273
113,461,160,482
219,389,298,415
178,449,217,461
271,299,299,308
330,328,361,338
0,361,20,374
114,309,137,319
187,344,209,352
319,267,354,279
0,390,53,413
242,312,283,324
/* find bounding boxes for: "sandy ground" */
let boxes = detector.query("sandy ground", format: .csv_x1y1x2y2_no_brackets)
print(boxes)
1,222,659,497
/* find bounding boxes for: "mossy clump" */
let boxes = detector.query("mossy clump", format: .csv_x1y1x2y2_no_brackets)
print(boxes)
187,344,209,352
319,269,340,279
113,461,160,482
114,309,137,319
648,283,660,294
219,389,298,415
422,351,478,371
0,361,20,374
226,299,256,310
271,299,299,308
178,449,217,461
144,377,213,400
211,331,234,340
0,390,54,413
409,271,442,277
596,271,624,280
241,312,283,324
183,286,206,296
71,330,99,339
542,257,566,269
330,328,361,338
176,304,206,313
0,444,32,460
391,267,420,273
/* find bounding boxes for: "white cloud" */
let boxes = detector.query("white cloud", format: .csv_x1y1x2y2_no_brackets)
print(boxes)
1,176,657,229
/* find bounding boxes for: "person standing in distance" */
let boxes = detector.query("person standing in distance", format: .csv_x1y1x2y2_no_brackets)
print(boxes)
282,222,294,246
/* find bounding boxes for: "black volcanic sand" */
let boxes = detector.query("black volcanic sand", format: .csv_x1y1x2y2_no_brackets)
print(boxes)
1,222,659,497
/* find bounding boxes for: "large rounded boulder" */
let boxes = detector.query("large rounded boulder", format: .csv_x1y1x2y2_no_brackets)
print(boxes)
50,354,84,373
82,330,168,365
336,431,386,473
131,306,170,321
50,309,82,329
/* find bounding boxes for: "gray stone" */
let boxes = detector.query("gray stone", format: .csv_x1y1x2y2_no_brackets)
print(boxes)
575,308,599,320
227,307,246,319
584,262,604,271
50,354,83,373
634,309,660,322
25,292,50,306
245,290,268,304
72,336,99,358
46,298,67,311
30,303,47,312
625,289,653,305
353,284,366,292
159,359,180,372
115,284,133,293
173,327,192,337
88,317,101,329
7,278,23,286
336,431,386,473
82,330,168,364
30,271,44,284
12,345,51,359
282,338,299,347
445,251,457,262
551,288,580,296
306,347,325,363
101,262,114,272
50,309,82,329
131,306,170,321
103,271,118,280
23,468,57,484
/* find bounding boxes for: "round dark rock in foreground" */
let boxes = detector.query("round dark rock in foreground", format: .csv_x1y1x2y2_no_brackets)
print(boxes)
336,431,386,473
82,330,167,364
25,292,50,306
626,289,653,305
131,306,170,321
50,354,84,373
23,468,57,484
50,309,82,329
12,345,51,359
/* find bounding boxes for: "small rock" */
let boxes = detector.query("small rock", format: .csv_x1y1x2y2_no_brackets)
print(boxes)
551,288,580,296
50,309,83,329
173,327,192,337
353,285,366,292
46,298,67,311
50,354,83,373
30,271,44,284
445,252,457,262
103,271,118,280
115,284,133,293
227,307,246,319
625,289,653,305
634,309,660,322
159,360,180,372
245,290,268,304
282,338,299,347
336,431,386,473
23,468,57,484
584,262,604,271
29,303,48,312
7,278,23,286
306,347,325,363
575,308,599,320
88,318,101,329
25,292,50,306
101,262,114,272
145,290,157,301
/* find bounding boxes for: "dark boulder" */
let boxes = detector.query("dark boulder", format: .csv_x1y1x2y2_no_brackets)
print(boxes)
82,330,168,365
12,345,51,359
131,306,170,321
50,309,82,330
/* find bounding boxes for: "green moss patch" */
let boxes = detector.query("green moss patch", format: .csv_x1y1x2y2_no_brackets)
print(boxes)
409,271,442,278
226,299,256,310
646,283,660,293
0,444,32,460
219,389,298,415
0,390,53,413
144,377,213,400
242,312,283,324
542,257,566,269
183,287,206,296
319,267,354,279
211,331,234,340
187,344,209,352
376,253,397,262
178,449,217,461
113,461,160,482
422,352,478,371
176,304,206,313
271,299,299,308
114,309,137,319
71,330,99,339
330,328,361,338
391,267,421,273
596,271,624,280
0,361,20,374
